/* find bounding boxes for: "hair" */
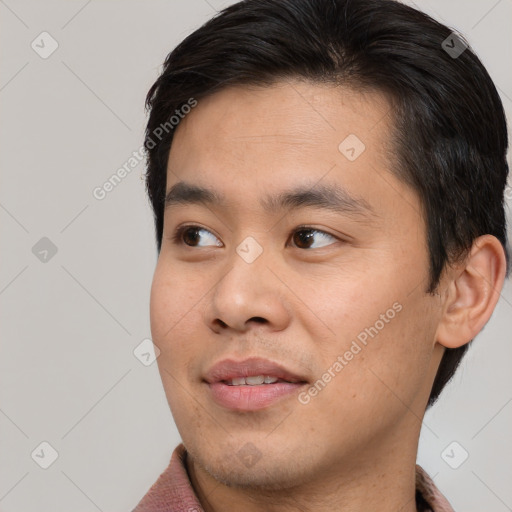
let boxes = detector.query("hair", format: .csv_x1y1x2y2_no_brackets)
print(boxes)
143,0,510,407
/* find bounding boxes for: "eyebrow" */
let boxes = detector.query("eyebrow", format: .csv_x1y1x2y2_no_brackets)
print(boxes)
164,180,376,220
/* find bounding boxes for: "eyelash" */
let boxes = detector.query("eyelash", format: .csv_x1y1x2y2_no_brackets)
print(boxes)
171,224,339,249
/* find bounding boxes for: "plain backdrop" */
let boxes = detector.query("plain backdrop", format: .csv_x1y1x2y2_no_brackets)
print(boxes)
1,1,511,511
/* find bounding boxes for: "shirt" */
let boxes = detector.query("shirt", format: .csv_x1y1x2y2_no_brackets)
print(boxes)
132,443,455,512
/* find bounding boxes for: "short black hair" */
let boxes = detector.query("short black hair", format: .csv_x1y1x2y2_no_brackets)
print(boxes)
143,0,510,407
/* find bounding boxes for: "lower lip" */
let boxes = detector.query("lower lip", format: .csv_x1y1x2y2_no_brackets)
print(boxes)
207,382,306,411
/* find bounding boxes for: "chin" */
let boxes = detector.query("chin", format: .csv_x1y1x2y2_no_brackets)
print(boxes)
186,436,316,491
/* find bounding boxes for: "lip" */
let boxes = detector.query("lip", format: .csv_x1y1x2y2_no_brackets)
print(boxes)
204,357,308,411
204,357,308,384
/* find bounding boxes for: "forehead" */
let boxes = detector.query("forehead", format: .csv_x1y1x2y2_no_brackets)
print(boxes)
165,80,418,224
169,80,393,168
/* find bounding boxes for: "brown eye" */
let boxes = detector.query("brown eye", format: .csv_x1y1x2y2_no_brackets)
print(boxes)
292,229,315,249
291,228,337,249
174,226,222,247
182,227,201,246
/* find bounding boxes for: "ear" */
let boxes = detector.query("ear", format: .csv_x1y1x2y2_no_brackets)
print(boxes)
435,234,508,349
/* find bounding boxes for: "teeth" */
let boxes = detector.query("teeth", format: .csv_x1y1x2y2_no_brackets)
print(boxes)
226,375,280,386
245,375,265,385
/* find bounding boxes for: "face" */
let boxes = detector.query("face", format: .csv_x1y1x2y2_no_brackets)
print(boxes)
150,80,444,490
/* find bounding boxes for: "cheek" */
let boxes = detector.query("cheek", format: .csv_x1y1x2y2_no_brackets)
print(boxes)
150,261,208,420
300,267,434,410
296,267,398,345
151,258,199,332
149,260,207,365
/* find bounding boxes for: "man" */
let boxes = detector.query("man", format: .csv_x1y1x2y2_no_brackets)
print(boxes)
133,0,509,510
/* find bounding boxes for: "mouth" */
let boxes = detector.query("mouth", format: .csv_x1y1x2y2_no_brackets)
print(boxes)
204,357,309,411
223,375,298,386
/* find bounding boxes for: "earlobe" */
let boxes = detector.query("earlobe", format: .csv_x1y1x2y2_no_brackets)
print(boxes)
435,235,507,349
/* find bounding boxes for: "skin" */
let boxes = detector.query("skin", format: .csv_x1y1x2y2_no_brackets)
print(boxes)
149,80,507,512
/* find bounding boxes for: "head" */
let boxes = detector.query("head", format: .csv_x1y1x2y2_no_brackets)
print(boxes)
145,0,509,491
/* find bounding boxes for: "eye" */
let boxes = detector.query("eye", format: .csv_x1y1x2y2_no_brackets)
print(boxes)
173,225,223,247
171,225,339,250
289,227,338,249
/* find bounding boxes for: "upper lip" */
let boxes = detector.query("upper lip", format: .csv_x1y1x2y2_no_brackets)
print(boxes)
204,357,309,384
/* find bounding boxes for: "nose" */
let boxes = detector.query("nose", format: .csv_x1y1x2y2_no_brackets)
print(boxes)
203,242,292,334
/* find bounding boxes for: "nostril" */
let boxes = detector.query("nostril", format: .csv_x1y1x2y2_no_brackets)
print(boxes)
249,317,266,324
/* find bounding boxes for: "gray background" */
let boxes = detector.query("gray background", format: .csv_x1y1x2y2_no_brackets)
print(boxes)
0,0,511,510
